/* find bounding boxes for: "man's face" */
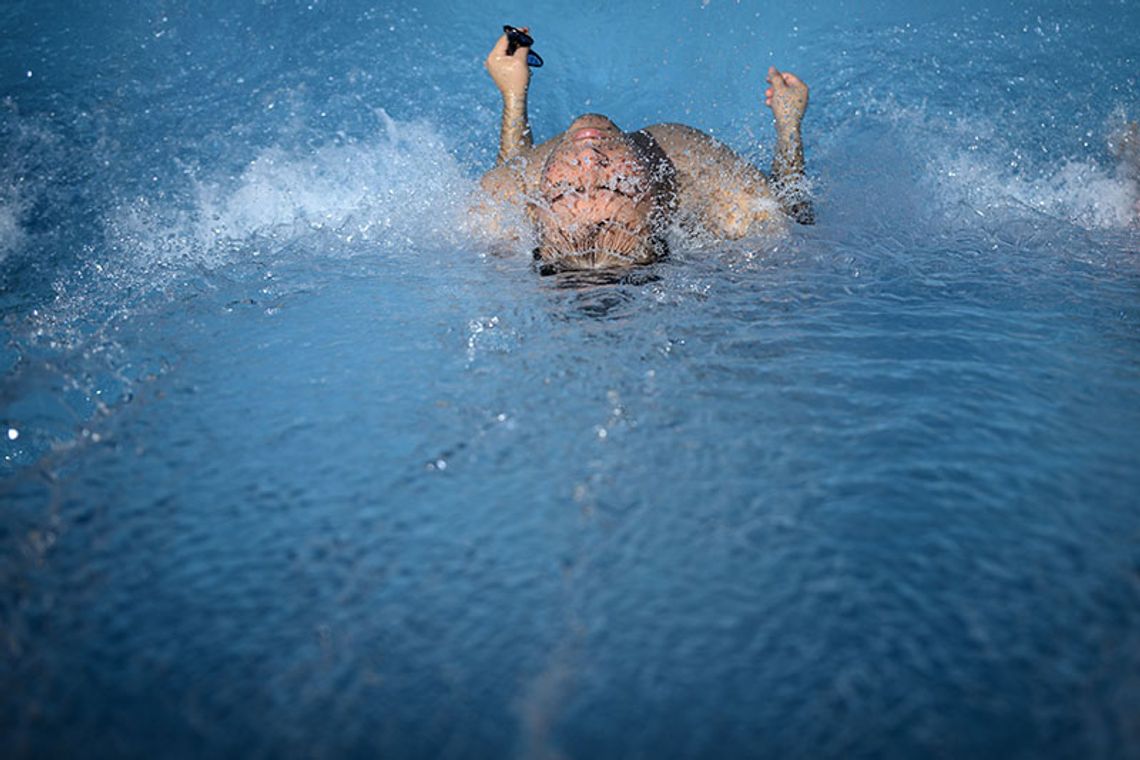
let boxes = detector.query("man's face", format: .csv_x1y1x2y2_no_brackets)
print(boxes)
532,115,659,270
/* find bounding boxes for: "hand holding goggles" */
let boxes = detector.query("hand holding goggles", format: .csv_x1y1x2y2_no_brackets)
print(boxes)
503,25,543,68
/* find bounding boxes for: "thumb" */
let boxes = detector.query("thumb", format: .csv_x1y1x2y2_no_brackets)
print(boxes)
767,66,785,90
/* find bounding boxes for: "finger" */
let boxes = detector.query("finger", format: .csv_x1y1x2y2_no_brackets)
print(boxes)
781,72,804,88
767,66,783,88
504,25,532,56
491,32,511,56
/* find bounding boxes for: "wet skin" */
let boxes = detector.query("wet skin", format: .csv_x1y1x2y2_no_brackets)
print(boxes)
477,29,812,270
529,115,672,269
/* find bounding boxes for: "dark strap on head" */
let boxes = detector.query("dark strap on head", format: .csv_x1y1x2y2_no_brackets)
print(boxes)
627,130,679,215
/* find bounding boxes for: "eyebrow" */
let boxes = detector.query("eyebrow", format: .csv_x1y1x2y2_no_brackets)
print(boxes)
545,183,645,205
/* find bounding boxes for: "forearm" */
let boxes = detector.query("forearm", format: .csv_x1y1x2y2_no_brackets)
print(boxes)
771,124,813,224
772,125,804,182
497,92,532,165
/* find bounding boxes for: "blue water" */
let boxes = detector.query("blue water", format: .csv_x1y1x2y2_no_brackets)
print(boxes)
3,1,1139,757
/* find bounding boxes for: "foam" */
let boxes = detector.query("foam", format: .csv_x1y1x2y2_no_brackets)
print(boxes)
1107,111,1140,182
838,99,1140,231
935,152,1139,230
0,106,52,266
0,201,25,262
105,110,479,276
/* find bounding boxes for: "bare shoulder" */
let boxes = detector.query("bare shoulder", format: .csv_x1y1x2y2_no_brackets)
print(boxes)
1110,121,1140,177
472,135,563,249
642,123,782,239
479,163,521,200
480,137,562,200
643,124,761,178
643,123,725,157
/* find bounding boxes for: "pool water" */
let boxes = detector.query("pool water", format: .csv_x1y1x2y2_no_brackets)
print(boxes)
2,1,1139,757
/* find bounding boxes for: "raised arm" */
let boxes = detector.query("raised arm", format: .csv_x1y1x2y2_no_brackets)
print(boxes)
485,28,534,165
641,66,812,238
765,66,813,224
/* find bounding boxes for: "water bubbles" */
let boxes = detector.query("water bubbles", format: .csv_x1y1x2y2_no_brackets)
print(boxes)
467,315,510,363
7,427,18,441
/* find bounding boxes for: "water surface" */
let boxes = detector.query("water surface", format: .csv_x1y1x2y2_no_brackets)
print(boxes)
2,1,1139,757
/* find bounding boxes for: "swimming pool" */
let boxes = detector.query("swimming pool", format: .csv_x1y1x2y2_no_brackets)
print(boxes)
2,1,1138,756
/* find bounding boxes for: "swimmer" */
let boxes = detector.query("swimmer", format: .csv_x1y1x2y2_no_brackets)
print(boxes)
473,26,814,272
1109,121,1140,177
1108,120,1140,220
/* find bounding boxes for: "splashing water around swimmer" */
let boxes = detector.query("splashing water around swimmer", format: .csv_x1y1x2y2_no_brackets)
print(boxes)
1,3,1139,759
478,26,813,272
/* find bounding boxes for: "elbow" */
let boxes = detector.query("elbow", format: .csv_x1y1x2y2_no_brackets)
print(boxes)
789,201,815,225
773,179,814,225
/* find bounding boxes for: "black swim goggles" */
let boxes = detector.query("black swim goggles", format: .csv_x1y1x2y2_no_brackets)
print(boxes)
503,25,543,67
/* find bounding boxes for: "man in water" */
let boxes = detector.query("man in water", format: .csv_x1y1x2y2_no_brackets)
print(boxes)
473,26,814,272
1109,120,1140,221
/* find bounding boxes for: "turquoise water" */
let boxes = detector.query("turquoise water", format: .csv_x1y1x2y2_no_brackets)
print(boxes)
2,1,1139,757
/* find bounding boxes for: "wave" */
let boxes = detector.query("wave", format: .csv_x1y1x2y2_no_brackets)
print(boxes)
926,107,1139,230
0,201,25,262
104,110,478,277
2,112,483,476
0,105,62,269
818,98,1139,232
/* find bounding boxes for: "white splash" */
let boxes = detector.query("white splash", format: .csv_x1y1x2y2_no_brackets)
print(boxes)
0,201,25,262
106,110,478,273
935,151,1139,229
195,111,474,247
881,102,1140,230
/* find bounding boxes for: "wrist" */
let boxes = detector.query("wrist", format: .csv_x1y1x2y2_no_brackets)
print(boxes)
501,90,529,108
775,121,802,141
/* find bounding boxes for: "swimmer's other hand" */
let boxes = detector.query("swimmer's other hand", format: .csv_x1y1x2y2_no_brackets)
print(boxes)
765,67,809,133
486,26,532,100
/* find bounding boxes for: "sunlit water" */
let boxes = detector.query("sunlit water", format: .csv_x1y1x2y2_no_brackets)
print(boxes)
3,1,1139,757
